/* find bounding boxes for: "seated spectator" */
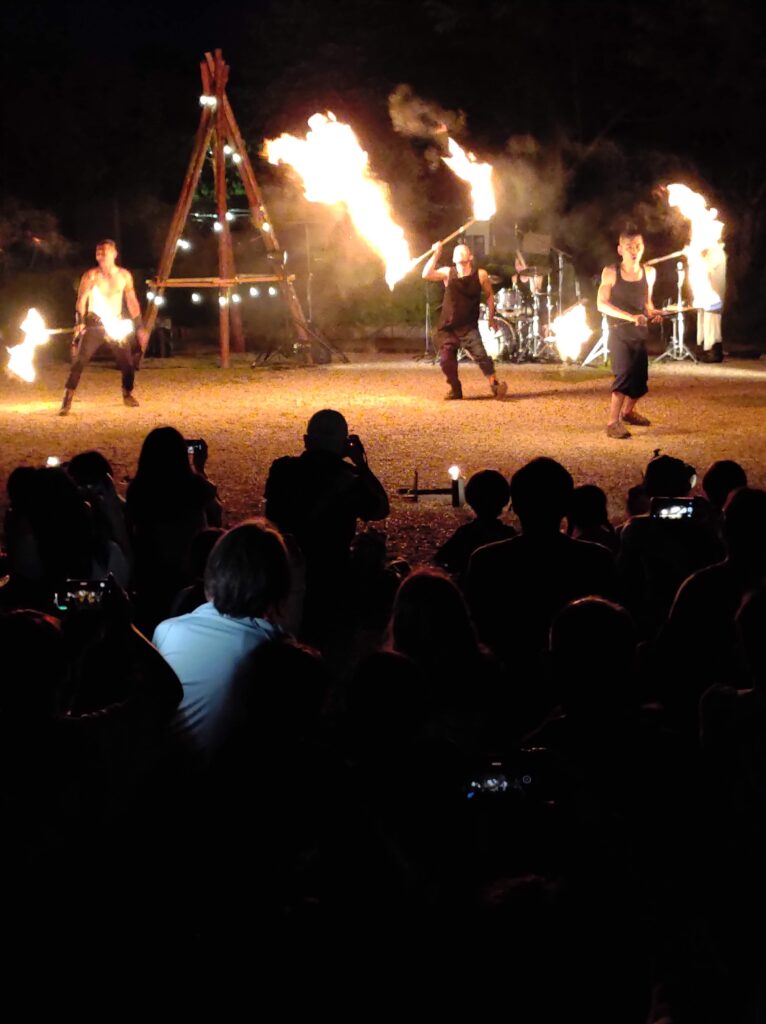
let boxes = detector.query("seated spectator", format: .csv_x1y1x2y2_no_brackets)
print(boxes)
127,427,222,634
153,519,290,759
566,483,618,553
67,449,133,570
701,458,747,534
435,469,516,579
466,458,617,685
167,527,224,618
617,452,722,637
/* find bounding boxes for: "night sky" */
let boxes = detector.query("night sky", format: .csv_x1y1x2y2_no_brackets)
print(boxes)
2,0,765,332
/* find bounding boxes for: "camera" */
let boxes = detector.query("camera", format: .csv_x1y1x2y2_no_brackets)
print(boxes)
55,579,108,613
185,438,205,455
650,496,696,521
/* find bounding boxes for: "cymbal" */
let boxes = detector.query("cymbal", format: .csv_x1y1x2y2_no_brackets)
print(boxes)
515,266,550,277
488,274,503,285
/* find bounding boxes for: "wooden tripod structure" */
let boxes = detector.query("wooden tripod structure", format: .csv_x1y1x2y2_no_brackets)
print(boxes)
145,50,338,367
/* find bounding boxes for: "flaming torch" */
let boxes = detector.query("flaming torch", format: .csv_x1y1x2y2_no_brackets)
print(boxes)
6,308,51,382
665,183,725,310
87,289,133,342
549,304,593,362
410,138,497,271
265,112,413,288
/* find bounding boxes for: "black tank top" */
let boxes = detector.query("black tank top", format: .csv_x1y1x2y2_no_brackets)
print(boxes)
439,268,482,332
607,264,649,330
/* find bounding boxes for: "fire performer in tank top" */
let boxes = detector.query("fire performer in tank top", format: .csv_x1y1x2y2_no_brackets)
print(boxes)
597,225,660,439
423,241,508,401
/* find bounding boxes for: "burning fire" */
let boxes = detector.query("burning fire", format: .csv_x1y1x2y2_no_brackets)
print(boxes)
441,139,496,221
666,183,725,309
6,308,50,382
549,304,593,361
265,112,412,288
88,289,133,342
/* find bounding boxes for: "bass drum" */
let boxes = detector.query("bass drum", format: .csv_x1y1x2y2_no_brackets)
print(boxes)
478,314,518,362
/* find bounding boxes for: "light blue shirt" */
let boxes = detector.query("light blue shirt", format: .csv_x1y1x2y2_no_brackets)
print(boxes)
153,602,281,757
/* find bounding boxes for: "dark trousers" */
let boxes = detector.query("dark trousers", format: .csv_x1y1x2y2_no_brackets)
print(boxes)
65,327,135,392
610,328,648,399
436,326,494,388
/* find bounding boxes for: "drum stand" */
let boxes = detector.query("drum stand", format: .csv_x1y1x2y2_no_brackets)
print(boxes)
415,291,439,363
654,262,697,363
582,315,610,367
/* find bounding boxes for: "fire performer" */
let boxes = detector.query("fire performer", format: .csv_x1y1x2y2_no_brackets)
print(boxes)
58,239,149,416
597,225,659,439
423,241,508,401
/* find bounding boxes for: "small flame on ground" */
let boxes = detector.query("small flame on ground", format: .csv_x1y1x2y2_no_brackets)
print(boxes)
265,112,412,288
666,183,725,310
549,304,593,361
6,308,50,382
441,139,496,221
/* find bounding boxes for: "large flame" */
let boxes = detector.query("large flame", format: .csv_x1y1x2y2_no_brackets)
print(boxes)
6,308,50,382
549,304,593,361
441,139,496,221
88,289,133,341
666,183,725,310
265,112,412,288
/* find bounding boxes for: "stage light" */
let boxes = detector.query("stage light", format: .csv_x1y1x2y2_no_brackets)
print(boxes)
191,293,202,304
231,293,242,304
213,221,223,233
249,287,260,298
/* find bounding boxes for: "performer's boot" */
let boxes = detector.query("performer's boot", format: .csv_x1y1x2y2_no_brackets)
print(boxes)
444,382,463,400
490,379,508,400
123,388,139,407
58,389,74,416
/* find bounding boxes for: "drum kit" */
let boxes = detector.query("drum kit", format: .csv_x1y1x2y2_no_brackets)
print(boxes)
477,269,562,363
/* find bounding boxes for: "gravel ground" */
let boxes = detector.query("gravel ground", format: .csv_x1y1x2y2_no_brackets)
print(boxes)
2,350,765,565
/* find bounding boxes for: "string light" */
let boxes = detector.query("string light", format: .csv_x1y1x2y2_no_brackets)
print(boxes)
262,222,271,233
268,287,277,296
218,295,228,307
153,295,165,306
232,153,242,165
225,211,234,222
199,95,218,109
213,221,223,233
146,290,155,301
231,293,242,304
191,293,202,304
223,144,233,156
249,287,260,297
176,239,192,250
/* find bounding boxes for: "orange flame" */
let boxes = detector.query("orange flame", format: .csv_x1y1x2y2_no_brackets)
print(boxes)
549,304,593,361
441,139,496,221
88,289,133,341
265,112,412,288
666,184,725,310
6,308,50,382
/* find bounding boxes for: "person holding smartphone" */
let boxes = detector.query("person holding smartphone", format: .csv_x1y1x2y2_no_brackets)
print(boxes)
597,225,660,439
265,409,389,651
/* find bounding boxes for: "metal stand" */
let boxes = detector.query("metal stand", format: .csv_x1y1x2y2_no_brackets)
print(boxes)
654,261,697,363
415,285,438,363
582,315,610,366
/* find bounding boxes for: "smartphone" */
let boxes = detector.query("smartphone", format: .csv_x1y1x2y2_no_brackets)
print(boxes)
650,496,695,521
55,579,108,613
185,438,205,455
